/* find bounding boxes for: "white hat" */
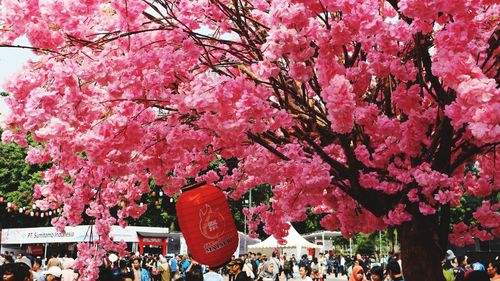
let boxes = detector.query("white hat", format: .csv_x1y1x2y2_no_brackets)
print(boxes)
108,253,118,263
16,256,32,269
446,250,456,260
44,266,62,277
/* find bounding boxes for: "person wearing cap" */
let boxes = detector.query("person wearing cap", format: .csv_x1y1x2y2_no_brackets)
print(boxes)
44,266,62,281
15,256,32,269
61,258,78,281
443,250,457,281
228,259,251,281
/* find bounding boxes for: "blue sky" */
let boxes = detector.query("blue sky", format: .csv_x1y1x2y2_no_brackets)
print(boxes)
0,37,35,120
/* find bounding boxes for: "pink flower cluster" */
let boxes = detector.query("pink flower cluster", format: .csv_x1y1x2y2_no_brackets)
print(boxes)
0,0,498,275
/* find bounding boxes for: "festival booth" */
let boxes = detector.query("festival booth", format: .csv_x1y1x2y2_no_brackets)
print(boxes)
1,225,170,259
248,225,321,258
137,231,170,256
302,230,342,253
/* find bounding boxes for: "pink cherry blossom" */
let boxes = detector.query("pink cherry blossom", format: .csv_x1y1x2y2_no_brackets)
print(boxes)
0,0,498,279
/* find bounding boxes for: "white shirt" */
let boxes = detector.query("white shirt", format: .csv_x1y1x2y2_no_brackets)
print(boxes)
204,271,223,281
301,276,313,281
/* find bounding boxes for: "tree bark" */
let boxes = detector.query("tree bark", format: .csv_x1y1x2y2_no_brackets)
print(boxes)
398,214,446,281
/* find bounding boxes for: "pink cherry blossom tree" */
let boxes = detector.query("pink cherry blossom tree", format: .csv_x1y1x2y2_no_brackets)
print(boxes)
1,0,498,280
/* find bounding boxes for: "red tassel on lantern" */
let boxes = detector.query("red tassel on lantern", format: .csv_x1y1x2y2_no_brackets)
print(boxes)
176,184,239,267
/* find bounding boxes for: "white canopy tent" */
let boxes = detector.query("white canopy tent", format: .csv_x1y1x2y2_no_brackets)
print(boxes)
248,225,321,258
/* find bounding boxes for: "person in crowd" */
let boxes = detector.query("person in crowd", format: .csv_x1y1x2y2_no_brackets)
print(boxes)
46,255,61,270
465,270,490,281
318,253,327,281
348,265,367,281
394,252,402,274
443,250,458,281
225,256,236,281
357,255,369,277
4,255,15,264
131,257,150,281
299,255,309,268
44,266,62,281
487,259,500,281
60,258,77,281
257,256,268,280
310,257,321,281
369,266,383,281
255,253,262,268
181,255,192,277
469,257,486,271
203,266,223,281
120,271,135,281
269,252,280,281
386,260,404,281
249,253,259,278
157,257,170,281
346,258,360,278
32,258,45,281
242,256,255,279
454,256,468,281
259,256,274,281
228,259,251,281
0,262,33,281
15,257,32,270
340,256,346,276
147,255,161,281
97,255,113,281
282,254,293,281
169,255,178,281
185,265,204,281
109,257,121,279
119,259,131,275
299,266,313,281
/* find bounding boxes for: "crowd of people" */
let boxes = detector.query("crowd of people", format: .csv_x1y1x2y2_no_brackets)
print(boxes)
0,249,498,281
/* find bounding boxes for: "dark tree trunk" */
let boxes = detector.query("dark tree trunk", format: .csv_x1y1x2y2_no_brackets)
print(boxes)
398,213,446,281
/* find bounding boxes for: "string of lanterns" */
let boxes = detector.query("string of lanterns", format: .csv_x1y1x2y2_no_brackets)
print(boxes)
0,196,62,218
0,190,175,218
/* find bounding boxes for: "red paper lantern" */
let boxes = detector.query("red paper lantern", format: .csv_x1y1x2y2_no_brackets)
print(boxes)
176,184,238,267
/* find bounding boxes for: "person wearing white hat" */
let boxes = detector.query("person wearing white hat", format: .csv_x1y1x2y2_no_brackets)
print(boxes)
44,266,62,281
61,259,78,281
15,256,32,269
446,250,456,261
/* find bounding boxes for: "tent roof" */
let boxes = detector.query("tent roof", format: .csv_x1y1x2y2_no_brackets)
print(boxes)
248,225,321,249
302,230,342,241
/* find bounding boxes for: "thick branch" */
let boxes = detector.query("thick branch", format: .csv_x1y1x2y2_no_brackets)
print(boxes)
246,132,290,161
415,33,450,106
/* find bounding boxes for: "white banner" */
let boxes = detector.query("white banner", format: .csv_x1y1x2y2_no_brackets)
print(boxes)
1,225,169,244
